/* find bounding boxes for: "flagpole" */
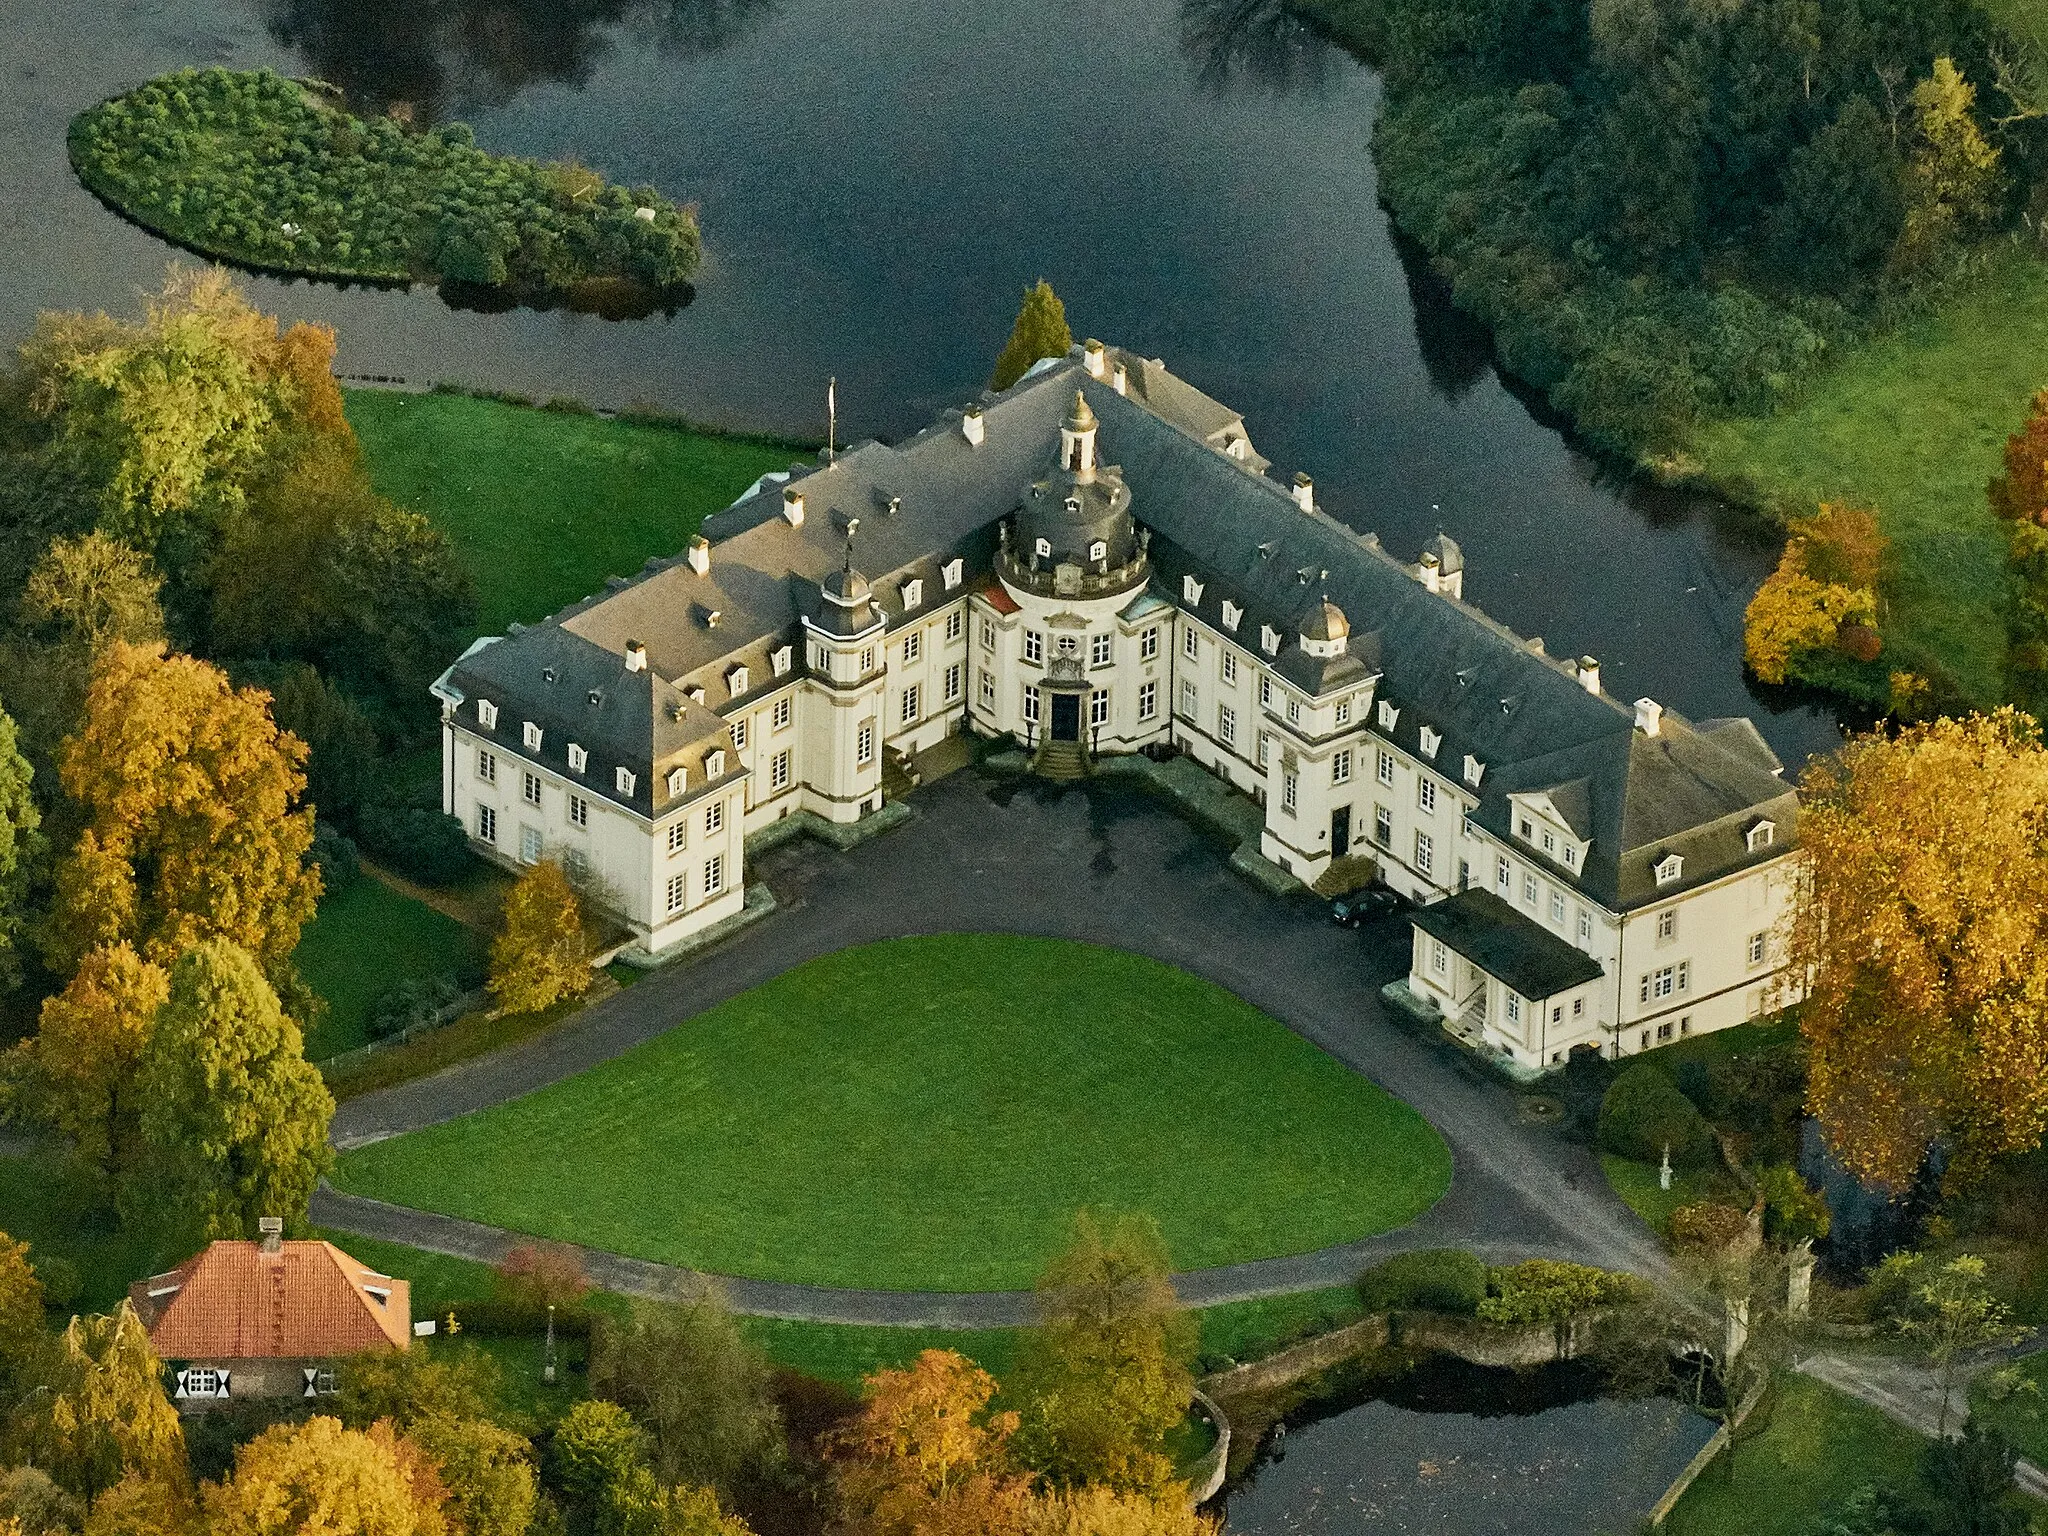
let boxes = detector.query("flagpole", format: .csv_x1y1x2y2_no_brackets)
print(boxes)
827,376,836,465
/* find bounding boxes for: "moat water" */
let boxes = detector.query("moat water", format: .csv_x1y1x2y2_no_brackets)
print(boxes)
4,0,1845,768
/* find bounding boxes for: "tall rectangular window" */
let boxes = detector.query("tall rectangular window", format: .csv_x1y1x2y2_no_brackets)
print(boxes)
1578,907,1593,943
1335,700,1351,726
1657,908,1677,940
944,662,963,702
705,800,724,836
856,722,875,764
1180,679,1198,718
1375,804,1392,845
1377,750,1394,786
1138,681,1157,721
1431,938,1448,975
979,670,996,709
1218,704,1236,747
1415,830,1435,877
946,610,963,642
1140,627,1159,660
901,685,921,724
523,771,542,806
858,647,876,673
478,749,497,784
732,719,748,751
569,794,588,828
1091,690,1110,727
981,617,996,649
1496,856,1511,893
519,825,543,863
1332,750,1352,785
1222,650,1237,684
770,750,791,791
666,874,687,914
1024,630,1044,665
772,697,792,731
1418,779,1437,813
1256,734,1270,769
1550,890,1565,924
476,804,497,843
1259,676,1273,708
1522,873,1538,906
667,822,687,855
703,855,725,896
1183,628,1199,660
1748,930,1767,966
1092,633,1113,667
1282,772,1298,815
903,630,922,664
1286,699,1302,726
1022,688,1040,725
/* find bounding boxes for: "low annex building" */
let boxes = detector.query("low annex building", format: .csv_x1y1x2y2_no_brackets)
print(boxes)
129,1220,412,1409
435,342,1800,1070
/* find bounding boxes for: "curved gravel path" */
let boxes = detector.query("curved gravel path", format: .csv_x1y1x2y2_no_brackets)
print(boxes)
320,770,1667,1326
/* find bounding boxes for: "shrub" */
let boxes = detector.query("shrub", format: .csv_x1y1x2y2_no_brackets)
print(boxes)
1478,1259,1643,1325
29,1254,80,1312
1668,1201,1752,1254
494,1242,592,1325
1598,1064,1717,1169
1356,1248,1488,1316
356,803,473,886
1756,1165,1833,1245
310,823,361,893
367,973,461,1041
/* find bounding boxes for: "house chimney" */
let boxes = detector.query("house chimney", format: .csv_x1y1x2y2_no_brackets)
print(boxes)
1634,697,1663,736
1083,339,1107,379
961,405,985,448
1292,472,1315,514
625,641,648,673
781,486,805,527
258,1217,283,1257
1418,551,1441,593
1112,363,1128,396
1578,656,1601,695
686,535,710,575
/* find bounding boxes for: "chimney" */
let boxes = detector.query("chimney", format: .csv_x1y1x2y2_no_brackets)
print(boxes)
1112,363,1128,396
258,1216,283,1257
961,405,985,448
781,486,805,527
625,641,648,673
1578,656,1601,695
686,535,710,575
1418,551,1441,593
1634,697,1663,736
1292,472,1315,514
1083,339,1107,378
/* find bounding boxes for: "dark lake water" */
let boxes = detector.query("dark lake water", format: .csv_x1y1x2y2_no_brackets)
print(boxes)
3,0,1843,766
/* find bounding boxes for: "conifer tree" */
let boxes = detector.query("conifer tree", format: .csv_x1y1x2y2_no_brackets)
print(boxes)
990,282,1073,392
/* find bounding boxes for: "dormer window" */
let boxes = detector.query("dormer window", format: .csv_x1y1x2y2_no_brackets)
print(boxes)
688,687,707,707
567,744,587,774
1183,575,1204,605
1419,726,1441,759
1088,540,1106,563
616,767,637,796
667,767,687,797
1377,699,1399,730
727,666,749,697
1222,601,1243,632
1462,755,1485,787
477,700,498,730
904,579,924,609
522,721,542,750
1035,537,1052,559
1655,853,1684,886
1260,625,1280,656
1747,820,1776,852
942,558,963,590
1564,845,1578,869
706,750,727,779
773,647,793,677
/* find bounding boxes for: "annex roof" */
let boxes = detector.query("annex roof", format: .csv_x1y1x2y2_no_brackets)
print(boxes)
130,1241,411,1361
1412,888,1607,1001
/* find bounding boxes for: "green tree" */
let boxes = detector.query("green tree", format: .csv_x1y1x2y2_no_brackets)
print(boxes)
1922,1419,2027,1535
1477,1259,1642,1326
0,697,46,992
1010,1213,1195,1497
989,282,1073,392
590,1292,782,1501
130,940,334,1239
1896,1255,2027,1436
1896,58,2002,269
1771,94,1905,288
334,1346,502,1432
20,533,164,656
405,1413,537,1536
9,1303,183,1500
0,1233,45,1382
488,860,590,1017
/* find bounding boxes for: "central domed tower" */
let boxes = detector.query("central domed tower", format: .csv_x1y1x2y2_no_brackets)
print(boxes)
1001,391,1148,601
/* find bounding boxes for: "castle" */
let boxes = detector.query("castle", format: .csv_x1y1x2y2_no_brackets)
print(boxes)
433,342,1799,1070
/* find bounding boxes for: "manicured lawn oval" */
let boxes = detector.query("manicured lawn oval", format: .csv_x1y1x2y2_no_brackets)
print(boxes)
336,935,1451,1291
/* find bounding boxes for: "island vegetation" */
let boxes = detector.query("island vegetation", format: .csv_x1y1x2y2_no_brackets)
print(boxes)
68,68,700,310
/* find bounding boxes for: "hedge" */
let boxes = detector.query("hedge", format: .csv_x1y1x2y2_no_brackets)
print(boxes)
1356,1248,1489,1316
1598,1064,1719,1169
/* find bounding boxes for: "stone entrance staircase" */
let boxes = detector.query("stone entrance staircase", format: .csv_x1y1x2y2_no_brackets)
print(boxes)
1033,737,1090,781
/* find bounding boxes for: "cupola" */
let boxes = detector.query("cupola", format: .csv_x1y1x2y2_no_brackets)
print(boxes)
1059,390,1098,481
1299,596,1350,659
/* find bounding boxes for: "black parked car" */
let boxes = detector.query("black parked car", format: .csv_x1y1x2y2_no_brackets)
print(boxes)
1331,887,1403,926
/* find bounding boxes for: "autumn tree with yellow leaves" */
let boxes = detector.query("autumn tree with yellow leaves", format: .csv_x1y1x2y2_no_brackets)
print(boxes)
8,1303,183,1501
830,1350,1033,1536
488,859,591,1017
15,943,168,1184
203,1417,447,1536
1743,503,1886,687
1792,710,2048,1191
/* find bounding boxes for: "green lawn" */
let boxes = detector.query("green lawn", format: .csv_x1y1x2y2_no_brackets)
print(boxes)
1602,1153,1728,1236
295,875,487,1060
1694,247,2048,708
346,390,798,636
1664,1372,1931,1536
336,936,1451,1292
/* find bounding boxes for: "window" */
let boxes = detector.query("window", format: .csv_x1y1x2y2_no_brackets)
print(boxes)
943,558,963,590
1577,906,1593,943
1431,938,1448,975
770,749,791,791
980,670,996,709
523,721,543,750
946,609,963,642
1656,908,1677,940
1138,682,1158,722
1506,993,1522,1025
1522,873,1538,906
1088,539,1107,562
728,665,750,696
569,794,588,828
1657,1022,1675,1043
1023,687,1040,725
1564,845,1578,869
1222,600,1243,632
1748,930,1768,967
1655,853,1684,886
181,1368,226,1399
1747,820,1776,851
1057,634,1077,657
856,722,875,765
1541,830,1555,855
705,800,725,835
904,579,923,610
1024,630,1044,665
773,644,793,675
1218,704,1236,746
478,699,498,730
476,805,497,843
477,749,497,784
1183,575,1204,604
1140,627,1159,660
1518,817,1533,840
1260,625,1281,656
1551,1005,1563,1025
523,771,541,806
981,617,996,650
1180,679,1198,718
1377,699,1398,729
666,767,688,798
1377,750,1394,786
1415,830,1435,877
1091,690,1110,727
1259,676,1274,708
903,630,922,664
1573,997,1585,1018
1221,649,1236,684
944,662,963,702
1463,755,1485,787
706,749,726,778
1419,726,1440,758
1642,966,1678,1003
1282,772,1298,815
732,719,748,751
1332,750,1351,785
901,685,921,724
1286,699,1302,726
1035,537,1051,558
519,825,543,863
666,874,687,914
772,697,792,731
703,855,725,896
858,647,876,672
1375,805,1393,846
668,822,687,855
568,743,588,774
1678,960,1690,992
1183,628,1200,660
1550,890,1565,924
1418,779,1437,813
1496,856,1511,893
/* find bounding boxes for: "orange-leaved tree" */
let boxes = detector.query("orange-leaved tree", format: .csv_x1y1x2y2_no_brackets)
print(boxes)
830,1350,1032,1536
1742,504,1884,686
1792,709,2048,1190
45,640,318,984
1988,388,2048,683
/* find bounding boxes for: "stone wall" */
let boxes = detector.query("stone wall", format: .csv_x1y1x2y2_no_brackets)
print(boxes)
1200,1308,1604,1401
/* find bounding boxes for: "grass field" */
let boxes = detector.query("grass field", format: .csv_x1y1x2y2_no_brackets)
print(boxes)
1694,247,2048,708
1601,1154,1728,1236
295,874,487,1060
346,390,798,636
336,935,1451,1292
1663,1372,1930,1536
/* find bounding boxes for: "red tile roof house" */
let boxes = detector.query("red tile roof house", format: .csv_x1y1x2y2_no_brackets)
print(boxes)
128,1219,412,1410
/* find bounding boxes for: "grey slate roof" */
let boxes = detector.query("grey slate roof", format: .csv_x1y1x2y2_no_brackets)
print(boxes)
443,345,1796,895
1412,888,1607,1001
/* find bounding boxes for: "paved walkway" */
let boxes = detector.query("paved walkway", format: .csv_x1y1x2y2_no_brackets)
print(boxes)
321,769,1668,1325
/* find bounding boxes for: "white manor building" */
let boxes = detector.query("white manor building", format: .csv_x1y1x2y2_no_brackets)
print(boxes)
433,342,1801,1071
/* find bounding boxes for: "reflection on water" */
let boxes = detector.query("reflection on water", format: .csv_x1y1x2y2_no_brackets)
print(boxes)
1179,0,1341,93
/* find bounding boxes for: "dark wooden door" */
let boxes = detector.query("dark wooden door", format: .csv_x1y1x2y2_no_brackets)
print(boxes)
1331,804,1351,856
1051,692,1082,741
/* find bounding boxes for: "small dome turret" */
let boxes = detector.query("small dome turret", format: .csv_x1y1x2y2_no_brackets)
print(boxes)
1300,596,1350,657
